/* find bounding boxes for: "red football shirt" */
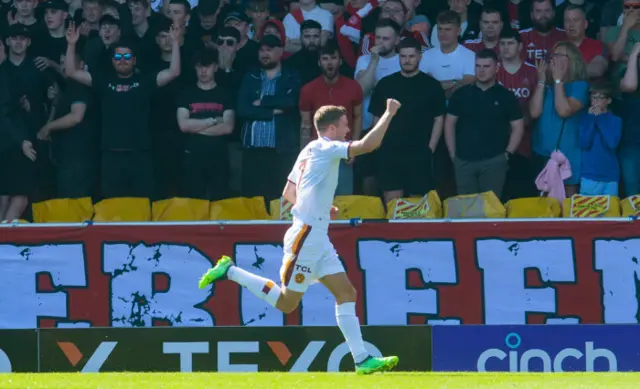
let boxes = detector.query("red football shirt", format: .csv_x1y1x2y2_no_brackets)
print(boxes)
497,61,538,157
360,30,430,55
519,27,567,63
299,75,364,140
463,38,500,55
576,37,604,63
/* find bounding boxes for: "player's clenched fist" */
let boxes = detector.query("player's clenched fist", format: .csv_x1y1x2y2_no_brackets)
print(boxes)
386,98,401,116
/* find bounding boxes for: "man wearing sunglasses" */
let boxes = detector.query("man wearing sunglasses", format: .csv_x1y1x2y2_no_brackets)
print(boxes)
64,21,182,200
224,9,259,76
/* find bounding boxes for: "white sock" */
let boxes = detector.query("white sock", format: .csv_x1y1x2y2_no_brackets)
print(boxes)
227,266,281,308
335,302,369,364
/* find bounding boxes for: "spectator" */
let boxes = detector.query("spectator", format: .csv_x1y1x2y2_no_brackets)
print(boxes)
369,38,446,203
463,6,503,55
256,19,291,58
618,41,640,197
3,23,57,202
0,50,32,220
430,0,480,48
555,0,600,39
36,43,98,199
150,16,191,200
237,34,301,202
564,4,607,80
84,14,121,73
224,9,260,75
127,0,157,66
186,0,220,49
579,82,622,196
402,0,430,35
75,0,102,39
519,0,567,63
497,28,538,200
604,0,640,65
215,26,244,91
420,10,475,100
318,0,345,22
246,0,270,41
445,48,524,198
282,0,333,52
30,0,67,77
503,0,533,31
177,48,235,201
361,0,430,56
64,21,181,199
285,20,353,84
530,41,588,197
12,0,47,38
354,18,401,195
600,0,622,39
299,41,363,195
334,0,379,67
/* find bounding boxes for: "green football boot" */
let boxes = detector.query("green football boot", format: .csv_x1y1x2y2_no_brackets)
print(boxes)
355,355,399,375
198,255,233,289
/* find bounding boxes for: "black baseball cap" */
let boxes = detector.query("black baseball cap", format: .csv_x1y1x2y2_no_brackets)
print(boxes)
99,14,120,27
224,10,251,24
7,23,30,38
259,34,283,48
197,0,220,16
39,0,69,12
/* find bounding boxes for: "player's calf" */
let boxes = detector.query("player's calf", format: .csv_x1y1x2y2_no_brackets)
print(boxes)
275,289,304,314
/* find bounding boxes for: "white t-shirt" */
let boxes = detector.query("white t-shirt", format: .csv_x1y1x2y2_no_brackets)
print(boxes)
283,6,334,39
354,54,401,130
419,44,475,81
287,138,350,228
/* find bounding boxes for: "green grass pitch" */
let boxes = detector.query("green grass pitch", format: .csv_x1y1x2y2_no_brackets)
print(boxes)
2,373,640,388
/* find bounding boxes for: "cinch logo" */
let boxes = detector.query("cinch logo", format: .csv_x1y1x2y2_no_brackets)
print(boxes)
476,332,618,372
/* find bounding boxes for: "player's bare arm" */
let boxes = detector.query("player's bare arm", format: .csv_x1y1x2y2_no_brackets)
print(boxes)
348,98,401,159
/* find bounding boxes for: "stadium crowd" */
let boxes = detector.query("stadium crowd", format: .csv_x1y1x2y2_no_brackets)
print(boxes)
0,0,637,221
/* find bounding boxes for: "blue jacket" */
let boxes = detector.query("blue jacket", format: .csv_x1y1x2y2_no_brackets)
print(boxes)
237,66,301,155
579,111,622,182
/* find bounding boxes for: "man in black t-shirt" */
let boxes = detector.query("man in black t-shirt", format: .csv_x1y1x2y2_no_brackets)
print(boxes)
30,0,68,78
369,38,446,204
177,48,235,201
444,49,524,199
36,44,98,199
223,9,259,76
64,20,182,199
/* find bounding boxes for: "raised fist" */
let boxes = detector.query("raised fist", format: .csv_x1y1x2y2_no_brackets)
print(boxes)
386,98,401,116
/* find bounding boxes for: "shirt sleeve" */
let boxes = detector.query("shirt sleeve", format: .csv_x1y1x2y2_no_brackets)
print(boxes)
447,87,464,116
354,55,369,77
176,88,189,109
287,157,301,184
506,92,524,121
566,81,590,107
283,14,300,39
327,141,351,160
299,84,312,111
368,80,385,117
462,49,475,76
319,10,334,33
69,84,89,105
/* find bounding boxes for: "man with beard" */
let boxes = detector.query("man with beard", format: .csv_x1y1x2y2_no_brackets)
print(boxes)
463,6,503,55
237,34,301,202
30,0,67,77
369,38,445,203
519,0,566,63
285,20,352,85
354,18,401,195
563,5,607,79
177,48,235,201
64,21,181,199
299,41,363,194
445,49,524,198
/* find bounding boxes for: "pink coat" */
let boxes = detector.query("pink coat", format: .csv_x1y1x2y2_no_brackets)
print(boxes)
535,151,573,202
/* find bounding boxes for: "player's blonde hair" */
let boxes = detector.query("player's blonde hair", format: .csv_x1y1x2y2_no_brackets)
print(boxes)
314,105,347,133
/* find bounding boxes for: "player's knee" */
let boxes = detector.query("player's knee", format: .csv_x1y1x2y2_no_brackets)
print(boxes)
335,285,357,305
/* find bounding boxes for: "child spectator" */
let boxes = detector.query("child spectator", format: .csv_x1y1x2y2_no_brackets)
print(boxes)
579,82,622,196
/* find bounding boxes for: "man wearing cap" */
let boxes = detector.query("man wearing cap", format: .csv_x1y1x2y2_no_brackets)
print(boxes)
282,0,333,52
224,8,259,75
2,23,58,202
30,0,68,77
237,34,301,202
186,0,220,49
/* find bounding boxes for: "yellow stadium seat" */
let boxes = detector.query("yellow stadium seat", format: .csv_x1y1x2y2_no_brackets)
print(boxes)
32,197,94,223
93,197,151,222
270,197,293,220
505,197,561,218
621,195,640,217
1,219,29,224
563,195,621,218
332,195,385,219
444,191,506,219
386,191,442,219
210,197,270,220
152,198,210,221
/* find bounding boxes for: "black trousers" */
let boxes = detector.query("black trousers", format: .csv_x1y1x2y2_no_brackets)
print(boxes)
241,147,294,203
55,155,97,199
183,147,230,201
101,150,154,199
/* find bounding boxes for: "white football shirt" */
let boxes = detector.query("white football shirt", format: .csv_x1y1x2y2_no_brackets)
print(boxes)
287,138,350,229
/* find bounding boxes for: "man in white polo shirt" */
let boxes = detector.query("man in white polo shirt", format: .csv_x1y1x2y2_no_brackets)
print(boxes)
420,10,475,99
283,0,334,52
